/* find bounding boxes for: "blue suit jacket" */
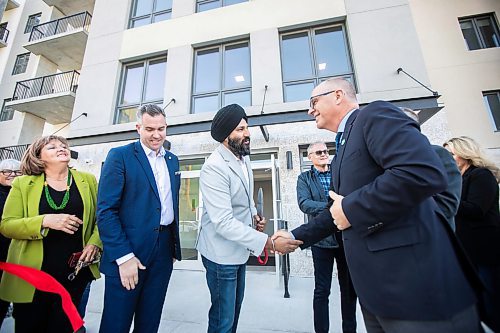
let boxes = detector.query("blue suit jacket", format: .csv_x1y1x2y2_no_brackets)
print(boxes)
97,141,181,277
292,101,475,320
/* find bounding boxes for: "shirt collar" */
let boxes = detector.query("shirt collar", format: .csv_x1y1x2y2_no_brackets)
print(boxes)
312,165,330,175
337,108,357,133
140,141,166,158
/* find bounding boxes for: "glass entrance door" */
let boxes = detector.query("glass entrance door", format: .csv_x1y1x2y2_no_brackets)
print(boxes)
176,160,204,270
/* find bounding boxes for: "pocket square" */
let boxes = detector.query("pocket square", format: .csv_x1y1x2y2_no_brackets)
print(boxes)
174,171,181,175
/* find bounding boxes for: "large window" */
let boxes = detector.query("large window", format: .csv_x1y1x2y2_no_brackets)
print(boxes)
280,25,354,103
24,13,41,34
196,0,247,13
115,56,167,124
0,99,14,122
12,53,30,75
483,91,500,131
192,41,251,113
459,14,500,50
129,0,172,28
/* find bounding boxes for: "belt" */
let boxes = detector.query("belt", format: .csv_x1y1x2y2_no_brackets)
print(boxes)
155,225,170,232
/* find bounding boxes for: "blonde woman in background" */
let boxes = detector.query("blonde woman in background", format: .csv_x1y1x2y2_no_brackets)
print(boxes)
444,136,500,332
0,135,101,333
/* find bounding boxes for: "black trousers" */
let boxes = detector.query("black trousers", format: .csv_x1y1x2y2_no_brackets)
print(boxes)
361,304,482,333
311,244,357,333
13,280,87,333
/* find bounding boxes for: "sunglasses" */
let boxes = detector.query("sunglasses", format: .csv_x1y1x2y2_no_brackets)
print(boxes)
1,170,22,176
311,150,329,156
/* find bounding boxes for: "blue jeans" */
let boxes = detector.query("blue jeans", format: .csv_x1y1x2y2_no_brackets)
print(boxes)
312,245,357,333
202,256,246,333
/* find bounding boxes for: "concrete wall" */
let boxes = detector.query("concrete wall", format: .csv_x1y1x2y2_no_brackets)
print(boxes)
409,0,500,151
69,0,129,136
346,0,432,102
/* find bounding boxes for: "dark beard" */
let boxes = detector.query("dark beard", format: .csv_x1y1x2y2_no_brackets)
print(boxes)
228,136,251,157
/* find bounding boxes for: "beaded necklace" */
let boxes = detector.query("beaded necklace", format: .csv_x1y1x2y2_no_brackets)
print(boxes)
44,170,72,210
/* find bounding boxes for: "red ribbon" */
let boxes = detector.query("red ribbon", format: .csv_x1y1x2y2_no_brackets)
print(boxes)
0,262,84,332
257,248,269,265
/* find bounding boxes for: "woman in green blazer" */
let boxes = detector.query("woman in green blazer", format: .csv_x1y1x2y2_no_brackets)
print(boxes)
0,135,101,333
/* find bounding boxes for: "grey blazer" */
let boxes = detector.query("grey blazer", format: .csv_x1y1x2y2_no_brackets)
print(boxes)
196,145,268,265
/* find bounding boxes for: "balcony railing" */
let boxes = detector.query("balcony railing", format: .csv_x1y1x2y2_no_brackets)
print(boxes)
0,144,29,161
0,144,78,160
12,70,80,101
29,12,91,42
0,26,9,44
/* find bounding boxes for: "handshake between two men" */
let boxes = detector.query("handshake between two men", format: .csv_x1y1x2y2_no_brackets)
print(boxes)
262,190,348,255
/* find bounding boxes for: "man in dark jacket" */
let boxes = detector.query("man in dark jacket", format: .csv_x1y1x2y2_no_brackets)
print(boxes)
297,142,357,333
400,108,462,231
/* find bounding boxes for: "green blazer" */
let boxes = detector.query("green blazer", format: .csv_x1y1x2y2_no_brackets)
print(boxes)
0,169,101,303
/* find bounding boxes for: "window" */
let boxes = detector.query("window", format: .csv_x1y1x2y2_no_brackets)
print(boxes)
483,91,500,131
196,0,247,12
115,56,167,124
280,25,354,103
0,99,14,122
192,41,251,113
12,53,30,75
24,13,41,34
0,22,8,43
129,0,172,28
459,14,500,50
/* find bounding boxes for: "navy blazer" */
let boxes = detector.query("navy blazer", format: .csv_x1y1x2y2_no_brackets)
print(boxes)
292,101,476,320
97,141,182,276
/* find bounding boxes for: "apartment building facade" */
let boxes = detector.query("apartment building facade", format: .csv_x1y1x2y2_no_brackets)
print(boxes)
0,0,498,277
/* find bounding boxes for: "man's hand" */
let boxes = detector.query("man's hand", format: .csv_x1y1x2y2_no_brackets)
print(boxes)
253,215,266,232
119,257,146,290
329,191,351,230
270,230,303,254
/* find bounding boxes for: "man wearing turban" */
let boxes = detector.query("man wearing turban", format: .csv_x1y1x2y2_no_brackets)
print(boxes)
197,104,302,333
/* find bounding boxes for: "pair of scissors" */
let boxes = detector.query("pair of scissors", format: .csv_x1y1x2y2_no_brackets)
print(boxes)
255,188,268,265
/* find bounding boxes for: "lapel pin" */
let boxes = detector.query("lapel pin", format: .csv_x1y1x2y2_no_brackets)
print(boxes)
168,156,171,160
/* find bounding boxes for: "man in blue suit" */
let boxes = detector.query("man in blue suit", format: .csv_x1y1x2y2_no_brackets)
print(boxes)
97,104,181,333
276,78,481,333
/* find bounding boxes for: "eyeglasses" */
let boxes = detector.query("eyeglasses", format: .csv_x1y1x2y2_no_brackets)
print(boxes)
311,150,329,156
1,170,22,176
309,89,338,109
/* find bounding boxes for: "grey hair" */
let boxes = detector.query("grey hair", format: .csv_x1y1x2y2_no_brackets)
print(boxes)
0,159,21,171
136,104,166,124
400,107,420,123
323,78,357,101
307,142,327,155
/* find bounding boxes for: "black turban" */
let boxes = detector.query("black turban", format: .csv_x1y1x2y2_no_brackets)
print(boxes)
210,104,248,142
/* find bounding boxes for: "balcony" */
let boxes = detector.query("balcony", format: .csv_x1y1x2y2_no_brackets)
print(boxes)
0,144,29,161
24,12,91,70
0,26,9,48
0,144,78,160
7,71,80,124
6,0,20,10
42,0,94,15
